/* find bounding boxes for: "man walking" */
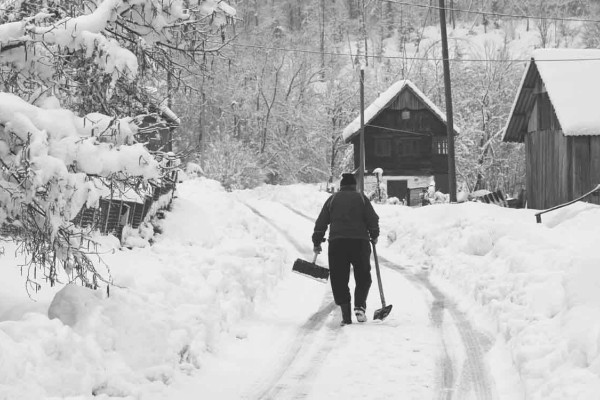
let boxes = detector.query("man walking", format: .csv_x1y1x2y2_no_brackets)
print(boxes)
312,173,380,325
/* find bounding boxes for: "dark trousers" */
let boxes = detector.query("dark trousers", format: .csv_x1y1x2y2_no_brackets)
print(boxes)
328,239,372,308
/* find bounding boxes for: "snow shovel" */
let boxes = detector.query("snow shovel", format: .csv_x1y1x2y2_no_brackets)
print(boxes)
372,242,393,321
292,252,330,283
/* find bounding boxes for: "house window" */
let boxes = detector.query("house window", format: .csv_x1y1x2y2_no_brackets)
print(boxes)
432,137,447,154
401,110,411,120
375,138,391,157
394,138,420,156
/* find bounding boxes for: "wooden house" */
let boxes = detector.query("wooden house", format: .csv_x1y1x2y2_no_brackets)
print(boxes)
503,49,600,209
341,80,458,205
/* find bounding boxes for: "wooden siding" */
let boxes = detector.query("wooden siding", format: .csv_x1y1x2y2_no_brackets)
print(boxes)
557,130,570,204
591,138,600,205
571,136,600,205
572,137,590,200
352,108,448,176
388,90,429,111
527,130,600,208
431,155,448,175
434,173,449,193
373,108,446,136
526,130,567,209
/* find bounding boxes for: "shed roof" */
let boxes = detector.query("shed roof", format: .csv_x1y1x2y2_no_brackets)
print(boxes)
503,48,600,142
341,79,459,143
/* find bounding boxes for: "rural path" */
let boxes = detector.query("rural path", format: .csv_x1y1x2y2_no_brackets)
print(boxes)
236,197,498,400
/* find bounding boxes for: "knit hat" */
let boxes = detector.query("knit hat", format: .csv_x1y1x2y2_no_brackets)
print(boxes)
340,173,356,187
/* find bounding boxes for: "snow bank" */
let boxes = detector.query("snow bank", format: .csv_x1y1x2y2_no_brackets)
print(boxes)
3,178,600,398
0,178,289,399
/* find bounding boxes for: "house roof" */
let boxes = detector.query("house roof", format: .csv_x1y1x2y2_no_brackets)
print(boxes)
341,79,459,143
503,48,600,142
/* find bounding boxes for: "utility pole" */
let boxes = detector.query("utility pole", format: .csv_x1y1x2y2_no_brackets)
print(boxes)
438,0,457,202
320,0,325,79
358,67,365,193
361,0,368,66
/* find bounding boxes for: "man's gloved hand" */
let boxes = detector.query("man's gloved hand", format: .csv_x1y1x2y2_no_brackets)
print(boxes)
369,228,379,245
312,235,325,254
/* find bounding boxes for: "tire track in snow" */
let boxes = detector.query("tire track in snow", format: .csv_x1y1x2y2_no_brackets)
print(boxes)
242,201,339,400
415,273,495,400
428,288,455,400
280,202,497,400
253,297,337,400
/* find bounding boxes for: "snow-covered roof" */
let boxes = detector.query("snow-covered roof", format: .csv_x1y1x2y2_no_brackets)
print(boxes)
504,48,600,141
341,79,459,142
91,177,149,204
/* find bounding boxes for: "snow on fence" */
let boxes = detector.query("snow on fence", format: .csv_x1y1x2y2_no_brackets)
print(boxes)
73,175,177,239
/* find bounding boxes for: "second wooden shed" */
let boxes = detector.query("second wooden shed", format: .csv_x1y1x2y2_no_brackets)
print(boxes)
503,48,600,209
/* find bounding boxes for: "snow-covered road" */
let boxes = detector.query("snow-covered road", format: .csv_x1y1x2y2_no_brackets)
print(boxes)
18,178,600,399
171,195,499,400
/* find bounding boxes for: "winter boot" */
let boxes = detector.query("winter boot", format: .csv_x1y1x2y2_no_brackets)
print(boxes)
354,307,367,323
340,303,352,326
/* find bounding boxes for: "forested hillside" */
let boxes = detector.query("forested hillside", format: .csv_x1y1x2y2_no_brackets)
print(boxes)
173,0,597,195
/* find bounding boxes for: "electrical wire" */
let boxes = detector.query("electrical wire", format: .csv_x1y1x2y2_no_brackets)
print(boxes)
218,41,600,63
365,123,433,136
379,0,600,24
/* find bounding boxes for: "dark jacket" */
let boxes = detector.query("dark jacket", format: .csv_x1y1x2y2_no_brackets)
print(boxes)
312,186,379,245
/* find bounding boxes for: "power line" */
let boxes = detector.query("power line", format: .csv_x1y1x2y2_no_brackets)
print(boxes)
379,0,600,24
219,41,600,63
365,124,433,137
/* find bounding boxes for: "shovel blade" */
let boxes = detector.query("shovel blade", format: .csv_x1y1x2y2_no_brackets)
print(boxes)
373,304,393,321
292,258,329,283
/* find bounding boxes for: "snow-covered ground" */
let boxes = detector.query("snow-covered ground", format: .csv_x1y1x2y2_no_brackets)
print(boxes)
1,177,600,399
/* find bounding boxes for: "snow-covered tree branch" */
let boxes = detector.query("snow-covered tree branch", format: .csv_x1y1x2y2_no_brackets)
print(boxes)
0,0,235,291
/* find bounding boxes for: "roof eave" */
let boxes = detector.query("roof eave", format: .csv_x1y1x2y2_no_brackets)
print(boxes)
502,59,536,143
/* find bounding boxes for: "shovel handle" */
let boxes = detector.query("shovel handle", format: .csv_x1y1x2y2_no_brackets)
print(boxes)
312,252,318,263
372,242,387,307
